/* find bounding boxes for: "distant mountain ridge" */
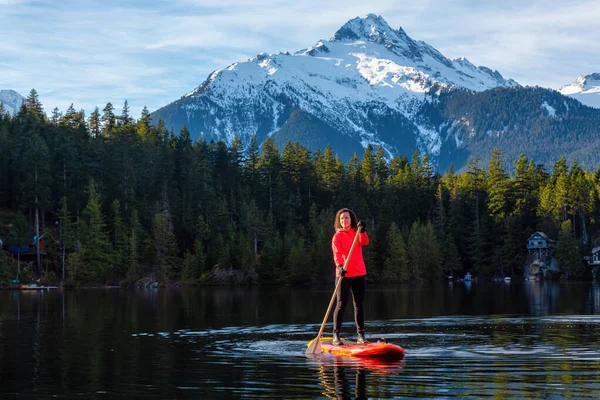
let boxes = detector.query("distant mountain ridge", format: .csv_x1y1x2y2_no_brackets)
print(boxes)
0,90,25,115
559,73,600,109
151,14,600,171
151,14,517,164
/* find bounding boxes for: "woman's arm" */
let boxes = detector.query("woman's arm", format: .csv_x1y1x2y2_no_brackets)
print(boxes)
332,233,346,266
360,231,369,246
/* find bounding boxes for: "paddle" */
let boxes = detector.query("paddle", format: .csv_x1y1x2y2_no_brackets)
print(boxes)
306,226,362,355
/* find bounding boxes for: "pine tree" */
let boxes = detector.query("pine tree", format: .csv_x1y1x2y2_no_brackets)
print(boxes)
361,144,376,190
51,107,62,125
258,138,281,215
81,180,113,281
374,145,389,183
181,238,207,283
127,208,144,280
307,203,332,279
284,237,312,284
14,132,51,273
152,209,179,283
244,133,261,194
383,222,409,282
0,123,10,207
487,149,509,222
119,100,132,126
110,199,127,273
555,220,584,279
58,197,75,281
88,107,101,137
101,102,116,137
137,106,155,142
8,211,29,280
408,221,441,281
23,89,45,121
443,233,463,277
314,144,342,200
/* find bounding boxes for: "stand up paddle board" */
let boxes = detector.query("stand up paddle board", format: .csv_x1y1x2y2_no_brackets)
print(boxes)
307,337,404,359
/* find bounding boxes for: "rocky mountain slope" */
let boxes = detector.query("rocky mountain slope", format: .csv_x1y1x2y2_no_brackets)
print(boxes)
151,14,600,171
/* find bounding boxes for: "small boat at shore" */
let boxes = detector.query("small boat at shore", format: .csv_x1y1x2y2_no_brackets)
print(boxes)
1,283,59,291
20,284,58,290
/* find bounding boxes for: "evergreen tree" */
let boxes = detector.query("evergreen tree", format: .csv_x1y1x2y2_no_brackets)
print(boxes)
51,107,62,125
181,237,207,283
244,133,261,195
0,123,11,207
127,208,144,280
307,203,332,279
136,106,155,142
383,222,409,282
284,237,312,284
258,138,281,215
89,107,101,137
8,211,29,280
555,220,584,279
58,197,75,281
487,149,509,222
101,102,116,136
23,89,45,121
110,199,127,273
408,221,441,281
374,145,389,183
81,180,113,281
119,100,132,126
361,144,376,190
152,209,179,283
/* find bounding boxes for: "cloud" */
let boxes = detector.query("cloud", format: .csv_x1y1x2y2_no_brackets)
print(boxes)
1,0,599,116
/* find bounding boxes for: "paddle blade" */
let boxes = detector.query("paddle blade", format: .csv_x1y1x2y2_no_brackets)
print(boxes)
305,337,322,355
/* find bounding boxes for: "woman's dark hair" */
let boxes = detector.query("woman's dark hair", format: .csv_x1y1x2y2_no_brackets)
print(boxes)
334,208,358,230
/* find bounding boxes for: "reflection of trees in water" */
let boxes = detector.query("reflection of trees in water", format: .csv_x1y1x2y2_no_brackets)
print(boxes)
524,282,559,315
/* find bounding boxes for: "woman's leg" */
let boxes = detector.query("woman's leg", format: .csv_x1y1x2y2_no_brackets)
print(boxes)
333,277,351,335
350,276,366,334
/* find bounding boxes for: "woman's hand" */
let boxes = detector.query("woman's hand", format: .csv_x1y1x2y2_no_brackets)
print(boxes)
357,221,366,233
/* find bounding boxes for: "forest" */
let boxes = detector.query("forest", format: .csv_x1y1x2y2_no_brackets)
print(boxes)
0,89,598,286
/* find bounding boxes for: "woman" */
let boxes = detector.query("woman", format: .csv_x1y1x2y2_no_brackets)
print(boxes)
331,208,369,345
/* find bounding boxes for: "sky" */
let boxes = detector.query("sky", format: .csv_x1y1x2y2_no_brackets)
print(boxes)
1,0,599,118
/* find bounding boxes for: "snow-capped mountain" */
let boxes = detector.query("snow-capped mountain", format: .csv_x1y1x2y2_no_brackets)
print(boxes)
151,14,518,163
558,73,600,109
0,89,25,115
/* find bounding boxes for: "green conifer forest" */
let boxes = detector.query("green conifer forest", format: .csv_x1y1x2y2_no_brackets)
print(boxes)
1,90,598,285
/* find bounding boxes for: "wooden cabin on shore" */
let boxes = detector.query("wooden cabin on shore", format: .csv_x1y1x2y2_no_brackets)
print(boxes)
525,232,559,279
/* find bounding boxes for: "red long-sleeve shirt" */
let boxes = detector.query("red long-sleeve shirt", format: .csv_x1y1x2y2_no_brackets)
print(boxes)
332,228,369,277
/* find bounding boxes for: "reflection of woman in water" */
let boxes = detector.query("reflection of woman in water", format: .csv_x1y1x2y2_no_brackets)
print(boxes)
318,364,366,399
316,357,404,399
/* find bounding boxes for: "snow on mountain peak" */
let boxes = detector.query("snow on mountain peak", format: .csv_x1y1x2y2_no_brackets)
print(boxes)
559,73,600,109
333,14,399,43
559,73,600,94
153,14,520,161
0,89,25,116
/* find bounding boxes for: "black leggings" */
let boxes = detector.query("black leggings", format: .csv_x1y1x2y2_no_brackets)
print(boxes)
333,275,366,335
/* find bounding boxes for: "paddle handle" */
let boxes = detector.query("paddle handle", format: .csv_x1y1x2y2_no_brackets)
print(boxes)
314,228,362,341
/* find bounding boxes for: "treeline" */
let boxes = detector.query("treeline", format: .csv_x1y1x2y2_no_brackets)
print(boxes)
0,90,598,285
434,86,600,170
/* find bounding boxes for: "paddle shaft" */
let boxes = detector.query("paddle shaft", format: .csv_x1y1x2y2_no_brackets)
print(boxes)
312,228,362,347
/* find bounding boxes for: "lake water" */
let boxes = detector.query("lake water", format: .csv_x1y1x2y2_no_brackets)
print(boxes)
1,281,600,398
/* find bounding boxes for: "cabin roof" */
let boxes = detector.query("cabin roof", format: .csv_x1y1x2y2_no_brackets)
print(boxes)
528,231,548,240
